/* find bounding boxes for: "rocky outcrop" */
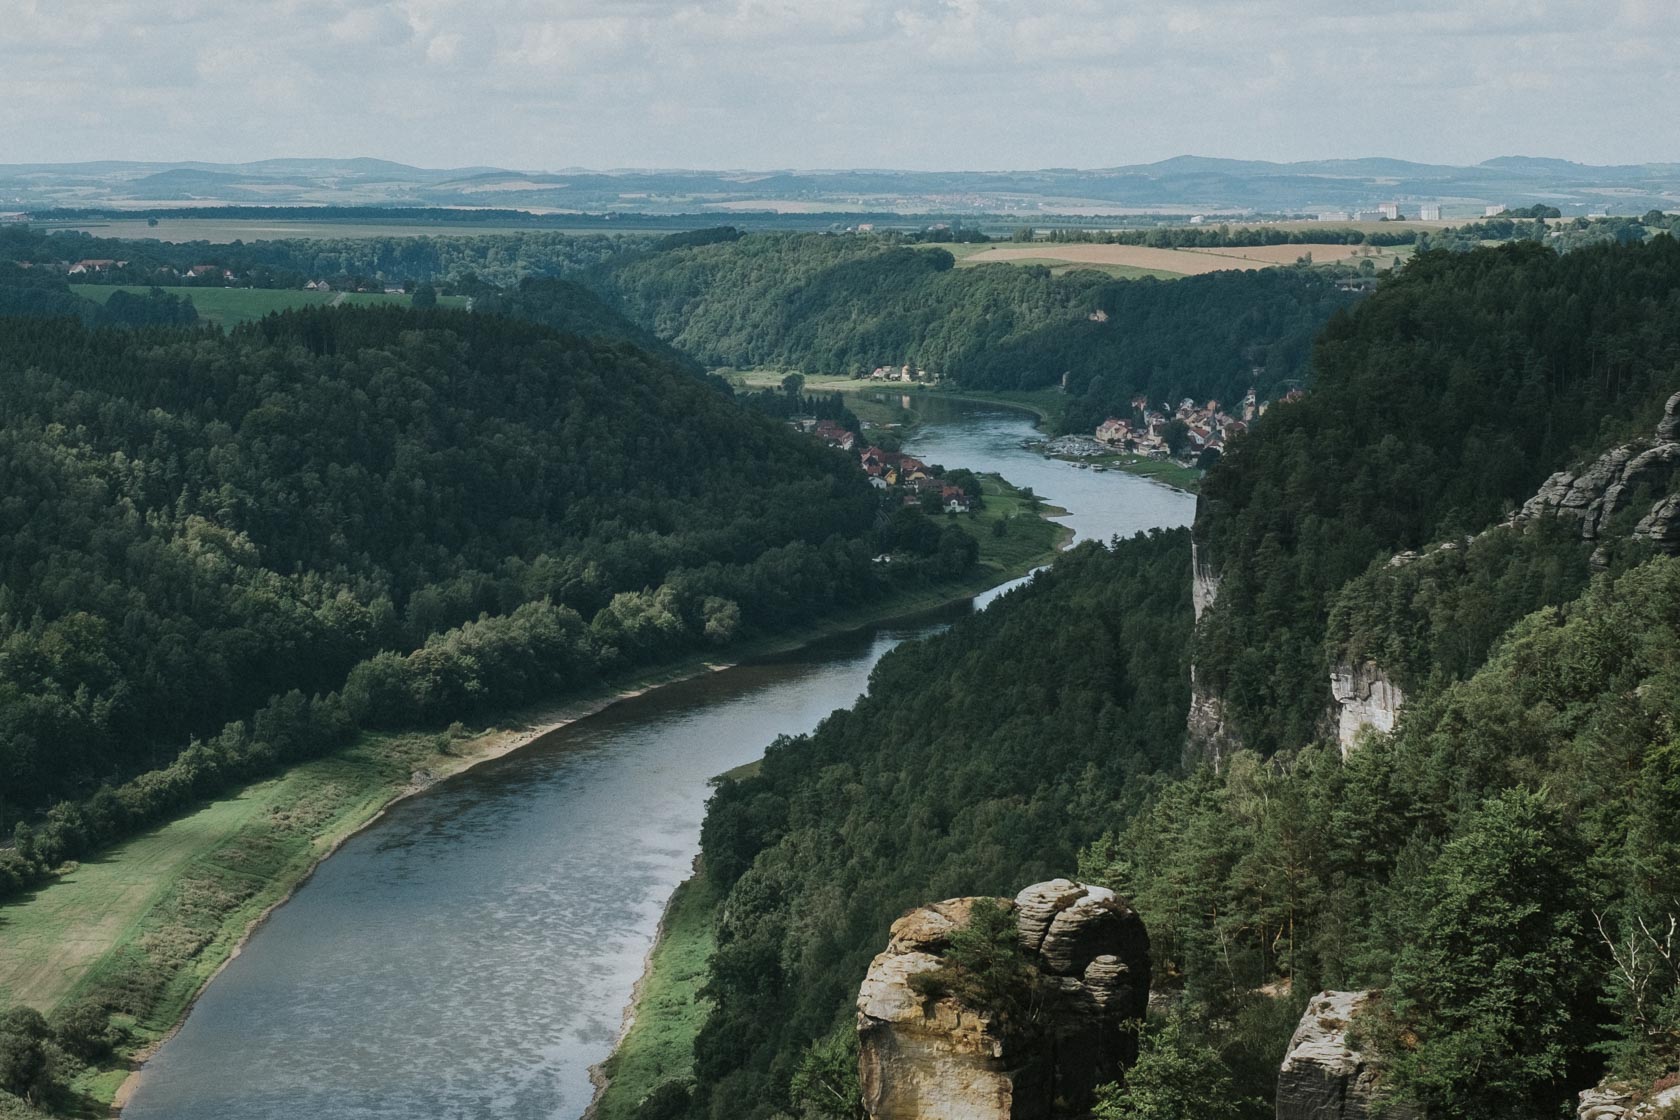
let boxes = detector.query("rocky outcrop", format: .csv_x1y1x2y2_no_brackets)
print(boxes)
1577,1082,1680,1120
857,879,1150,1120
1276,990,1412,1120
1185,666,1238,771
1192,539,1221,623
1329,661,1405,757
1516,389,1680,560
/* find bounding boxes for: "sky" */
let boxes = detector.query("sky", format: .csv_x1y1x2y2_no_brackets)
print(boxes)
1,0,1676,170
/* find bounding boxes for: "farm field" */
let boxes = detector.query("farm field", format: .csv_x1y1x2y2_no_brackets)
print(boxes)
956,241,1405,276
72,285,467,328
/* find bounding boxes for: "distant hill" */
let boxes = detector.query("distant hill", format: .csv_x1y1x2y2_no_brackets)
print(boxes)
4,156,1679,216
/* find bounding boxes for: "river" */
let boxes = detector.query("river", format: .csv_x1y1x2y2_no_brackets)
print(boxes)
120,397,1194,1120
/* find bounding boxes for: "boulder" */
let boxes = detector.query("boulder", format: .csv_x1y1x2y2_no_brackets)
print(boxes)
858,880,1150,1120
1276,990,1412,1120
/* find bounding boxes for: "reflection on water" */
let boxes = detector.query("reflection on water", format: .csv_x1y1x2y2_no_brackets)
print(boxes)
122,399,1193,1120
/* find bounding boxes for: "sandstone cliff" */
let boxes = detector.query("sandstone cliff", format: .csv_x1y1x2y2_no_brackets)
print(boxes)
1328,661,1404,758
1276,990,1412,1120
856,879,1150,1120
1186,536,1240,768
1516,388,1680,564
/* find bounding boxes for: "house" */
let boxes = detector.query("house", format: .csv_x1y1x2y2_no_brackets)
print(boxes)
868,475,890,490
304,279,330,291
185,264,234,281
1087,309,1110,323
68,259,119,274
941,486,971,513
1096,417,1129,444
813,420,855,452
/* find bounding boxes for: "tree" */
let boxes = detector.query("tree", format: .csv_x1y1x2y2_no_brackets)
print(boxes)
788,1025,865,1119
0,1007,55,1103
908,900,1045,1040
1381,789,1599,1119
1163,419,1190,457
411,282,437,308
1093,1016,1245,1120
781,372,806,398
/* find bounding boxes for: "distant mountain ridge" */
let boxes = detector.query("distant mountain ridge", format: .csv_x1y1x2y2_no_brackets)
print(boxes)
3,155,1678,215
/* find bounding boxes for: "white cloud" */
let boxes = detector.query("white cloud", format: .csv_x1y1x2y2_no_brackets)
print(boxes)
0,0,1670,168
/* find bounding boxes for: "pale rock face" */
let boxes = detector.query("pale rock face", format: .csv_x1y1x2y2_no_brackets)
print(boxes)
1329,661,1405,757
1186,665,1238,770
1192,538,1221,622
1517,391,1680,559
1576,1082,1680,1120
1276,990,1412,1120
857,881,1150,1120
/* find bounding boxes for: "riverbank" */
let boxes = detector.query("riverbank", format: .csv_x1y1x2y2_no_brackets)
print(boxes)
0,478,1062,1117
585,869,719,1120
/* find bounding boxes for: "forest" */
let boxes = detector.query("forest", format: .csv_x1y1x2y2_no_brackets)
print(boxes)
648,235,1680,1120
0,300,982,907
589,231,1360,424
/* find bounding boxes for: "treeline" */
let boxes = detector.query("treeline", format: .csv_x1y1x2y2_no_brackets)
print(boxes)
1194,237,1680,753
589,232,1359,425
0,264,198,328
0,303,983,887
679,533,1195,1119
1,224,635,290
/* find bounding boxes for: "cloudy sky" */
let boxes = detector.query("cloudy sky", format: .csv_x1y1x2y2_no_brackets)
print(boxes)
2,0,1675,170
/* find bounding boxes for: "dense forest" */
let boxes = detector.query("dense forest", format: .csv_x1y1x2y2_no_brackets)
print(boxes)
0,300,982,903
0,224,632,290
688,533,1195,1119
1194,237,1680,753
645,235,1680,1120
590,231,1359,424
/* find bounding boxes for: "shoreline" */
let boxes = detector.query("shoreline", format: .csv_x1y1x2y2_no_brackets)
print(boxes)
106,666,736,1116
100,531,1066,1114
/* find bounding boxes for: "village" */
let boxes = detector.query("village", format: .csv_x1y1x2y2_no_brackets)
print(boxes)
791,416,974,513
1089,385,1303,461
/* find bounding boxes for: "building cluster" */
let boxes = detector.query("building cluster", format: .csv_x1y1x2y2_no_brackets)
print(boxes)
864,364,937,384
791,419,969,511
21,258,240,283
1095,387,1303,459
860,445,971,512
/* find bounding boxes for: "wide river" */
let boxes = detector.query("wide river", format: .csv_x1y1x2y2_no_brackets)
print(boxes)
121,396,1194,1120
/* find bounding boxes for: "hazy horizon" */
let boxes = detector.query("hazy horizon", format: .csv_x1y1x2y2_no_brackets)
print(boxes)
3,1,1676,171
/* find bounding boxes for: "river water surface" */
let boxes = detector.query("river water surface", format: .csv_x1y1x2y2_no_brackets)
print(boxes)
121,397,1193,1120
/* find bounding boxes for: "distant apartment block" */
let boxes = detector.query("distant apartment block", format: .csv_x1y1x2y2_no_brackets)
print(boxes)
1419,205,1442,221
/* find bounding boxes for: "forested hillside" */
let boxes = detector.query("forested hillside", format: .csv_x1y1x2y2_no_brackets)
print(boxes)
590,232,1358,425
0,304,978,890
679,534,1194,1119
653,235,1680,1120
1195,238,1680,752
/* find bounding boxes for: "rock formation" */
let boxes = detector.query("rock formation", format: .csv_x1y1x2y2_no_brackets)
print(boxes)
1516,389,1680,563
1577,1082,1680,1120
857,879,1150,1120
1192,539,1221,623
1329,661,1405,757
1186,537,1240,768
1276,990,1412,1120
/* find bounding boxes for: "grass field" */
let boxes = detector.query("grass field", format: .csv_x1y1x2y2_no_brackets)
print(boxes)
723,369,1066,429
72,285,468,328
955,241,1407,276
591,872,720,1120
